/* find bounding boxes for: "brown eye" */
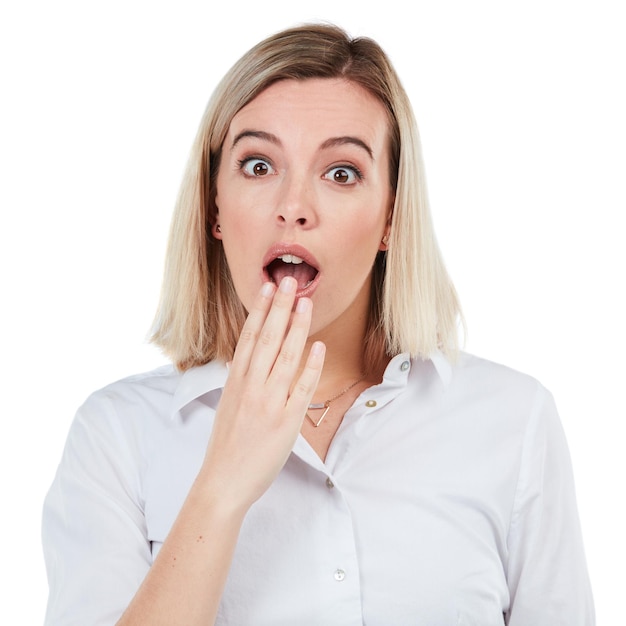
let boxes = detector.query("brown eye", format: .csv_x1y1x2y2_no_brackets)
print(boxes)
333,169,350,183
324,165,361,185
241,158,274,177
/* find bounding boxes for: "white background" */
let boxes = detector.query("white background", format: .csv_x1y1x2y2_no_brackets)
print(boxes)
1,0,623,622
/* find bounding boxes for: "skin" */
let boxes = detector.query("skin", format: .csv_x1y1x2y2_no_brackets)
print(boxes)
214,77,392,343
214,78,393,457
117,78,393,625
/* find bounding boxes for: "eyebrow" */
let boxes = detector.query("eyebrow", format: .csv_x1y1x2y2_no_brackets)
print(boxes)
230,130,374,161
231,130,281,150
319,136,374,161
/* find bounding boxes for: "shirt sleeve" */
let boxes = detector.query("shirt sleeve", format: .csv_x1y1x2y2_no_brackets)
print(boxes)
505,385,595,625
42,391,151,626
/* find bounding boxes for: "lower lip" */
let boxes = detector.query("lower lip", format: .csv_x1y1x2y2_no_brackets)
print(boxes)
261,270,321,298
295,273,320,299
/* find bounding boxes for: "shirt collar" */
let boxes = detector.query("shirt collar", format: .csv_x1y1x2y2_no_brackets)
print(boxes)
430,349,453,388
383,350,452,389
169,350,452,421
170,360,229,420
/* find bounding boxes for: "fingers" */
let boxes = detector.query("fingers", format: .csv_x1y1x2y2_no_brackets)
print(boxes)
247,277,302,380
229,281,276,376
229,277,311,386
265,295,313,389
285,340,326,416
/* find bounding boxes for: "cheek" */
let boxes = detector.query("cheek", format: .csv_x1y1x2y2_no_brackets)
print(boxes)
334,222,385,281
351,204,389,248
218,187,268,235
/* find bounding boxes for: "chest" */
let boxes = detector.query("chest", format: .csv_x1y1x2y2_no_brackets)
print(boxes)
144,381,523,625
215,427,513,625
301,388,365,460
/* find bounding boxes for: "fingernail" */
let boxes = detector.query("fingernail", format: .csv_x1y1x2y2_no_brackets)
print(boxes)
311,341,325,356
296,297,310,313
279,276,296,293
261,282,275,297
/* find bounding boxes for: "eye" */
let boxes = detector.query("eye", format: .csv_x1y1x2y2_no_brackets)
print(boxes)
239,157,275,177
324,165,362,185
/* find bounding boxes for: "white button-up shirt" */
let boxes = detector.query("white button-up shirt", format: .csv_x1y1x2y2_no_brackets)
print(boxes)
42,352,595,625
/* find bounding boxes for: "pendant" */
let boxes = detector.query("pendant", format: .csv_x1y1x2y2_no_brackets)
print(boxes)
306,402,330,427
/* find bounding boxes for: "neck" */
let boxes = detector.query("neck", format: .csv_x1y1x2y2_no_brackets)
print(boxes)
300,275,389,397
303,313,387,402
308,313,365,372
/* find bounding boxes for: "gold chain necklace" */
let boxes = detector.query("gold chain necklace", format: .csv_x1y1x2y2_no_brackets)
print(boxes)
306,375,365,427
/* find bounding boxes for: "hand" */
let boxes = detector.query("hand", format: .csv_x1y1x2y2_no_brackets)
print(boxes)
201,276,325,514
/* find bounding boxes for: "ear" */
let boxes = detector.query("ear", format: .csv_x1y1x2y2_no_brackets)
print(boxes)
211,196,222,239
211,221,222,240
378,226,391,252
378,200,394,251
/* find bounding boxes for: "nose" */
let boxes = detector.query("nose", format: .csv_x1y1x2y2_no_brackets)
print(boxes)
274,173,318,229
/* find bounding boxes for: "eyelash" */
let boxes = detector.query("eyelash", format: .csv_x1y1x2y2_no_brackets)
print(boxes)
236,156,274,177
235,156,364,184
324,164,364,184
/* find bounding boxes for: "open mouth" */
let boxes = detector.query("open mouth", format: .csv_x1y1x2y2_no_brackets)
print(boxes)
264,253,319,294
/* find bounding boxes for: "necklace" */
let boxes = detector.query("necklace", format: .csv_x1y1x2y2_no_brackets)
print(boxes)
306,375,365,427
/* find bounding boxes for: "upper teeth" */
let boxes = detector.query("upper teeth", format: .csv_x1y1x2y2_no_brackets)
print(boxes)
279,254,304,264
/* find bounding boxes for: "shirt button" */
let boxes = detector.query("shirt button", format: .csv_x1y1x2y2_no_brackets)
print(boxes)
365,399,377,408
325,477,334,489
334,569,346,581
401,360,410,371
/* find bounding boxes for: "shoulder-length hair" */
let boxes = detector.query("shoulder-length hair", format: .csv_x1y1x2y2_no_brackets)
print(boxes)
151,23,462,371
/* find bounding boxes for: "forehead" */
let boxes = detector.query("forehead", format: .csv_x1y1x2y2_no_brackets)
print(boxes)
226,78,390,153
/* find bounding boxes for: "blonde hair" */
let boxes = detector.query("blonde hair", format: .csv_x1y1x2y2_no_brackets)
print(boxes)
151,23,462,371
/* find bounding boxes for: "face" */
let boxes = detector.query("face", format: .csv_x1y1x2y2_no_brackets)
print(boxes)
214,78,393,339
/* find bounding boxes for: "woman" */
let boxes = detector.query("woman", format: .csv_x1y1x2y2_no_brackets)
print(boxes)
42,23,594,625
